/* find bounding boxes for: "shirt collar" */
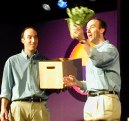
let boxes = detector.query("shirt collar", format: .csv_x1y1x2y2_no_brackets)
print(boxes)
21,49,39,60
94,40,109,49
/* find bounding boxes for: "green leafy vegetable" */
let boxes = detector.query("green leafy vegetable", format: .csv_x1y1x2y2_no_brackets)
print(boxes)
65,6,95,39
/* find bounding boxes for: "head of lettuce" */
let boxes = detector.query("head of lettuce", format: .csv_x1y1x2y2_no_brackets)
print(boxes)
65,6,95,39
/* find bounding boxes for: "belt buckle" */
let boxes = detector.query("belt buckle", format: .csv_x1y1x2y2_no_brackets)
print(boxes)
30,97,42,102
97,91,108,96
30,97,34,102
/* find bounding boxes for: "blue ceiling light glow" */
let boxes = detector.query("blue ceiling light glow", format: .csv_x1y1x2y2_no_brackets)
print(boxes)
57,0,68,9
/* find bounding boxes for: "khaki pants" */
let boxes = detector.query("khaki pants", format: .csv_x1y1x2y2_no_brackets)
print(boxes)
9,101,50,121
83,94,121,121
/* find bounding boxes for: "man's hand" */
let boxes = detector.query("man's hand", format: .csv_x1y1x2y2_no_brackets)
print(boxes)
73,24,86,42
63,75,78,88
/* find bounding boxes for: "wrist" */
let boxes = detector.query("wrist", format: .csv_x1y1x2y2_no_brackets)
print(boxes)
80,38,86,44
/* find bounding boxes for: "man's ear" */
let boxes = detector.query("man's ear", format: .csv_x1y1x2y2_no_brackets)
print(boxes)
100,28,105,34
21,38,24,44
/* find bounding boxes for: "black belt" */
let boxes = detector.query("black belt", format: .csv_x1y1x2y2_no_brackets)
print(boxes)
88,91,118,97
13,97,46,102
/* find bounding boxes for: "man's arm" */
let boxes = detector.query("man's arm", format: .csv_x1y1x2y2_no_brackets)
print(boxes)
73,24,91,55
63,75,84,90
1,98,10,121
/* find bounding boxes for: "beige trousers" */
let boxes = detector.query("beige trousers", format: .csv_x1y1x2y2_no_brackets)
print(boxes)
9,101,50,121
83,94,121,121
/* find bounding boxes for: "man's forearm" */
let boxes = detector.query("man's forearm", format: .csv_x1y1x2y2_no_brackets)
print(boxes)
1,98,10,111
76,80,84,90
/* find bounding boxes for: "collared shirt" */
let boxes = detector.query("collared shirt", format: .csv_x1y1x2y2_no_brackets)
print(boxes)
82,40,121,94
1,50,49,101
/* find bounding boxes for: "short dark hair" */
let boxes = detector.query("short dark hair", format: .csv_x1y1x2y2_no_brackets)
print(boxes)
21,27,37,39
88,17,107,35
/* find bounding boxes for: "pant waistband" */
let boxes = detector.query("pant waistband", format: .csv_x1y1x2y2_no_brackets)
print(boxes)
88,90,118,97
13,97,47,102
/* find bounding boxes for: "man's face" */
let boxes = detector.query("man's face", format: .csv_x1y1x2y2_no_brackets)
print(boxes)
21,28,38,52
86,19,102,42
